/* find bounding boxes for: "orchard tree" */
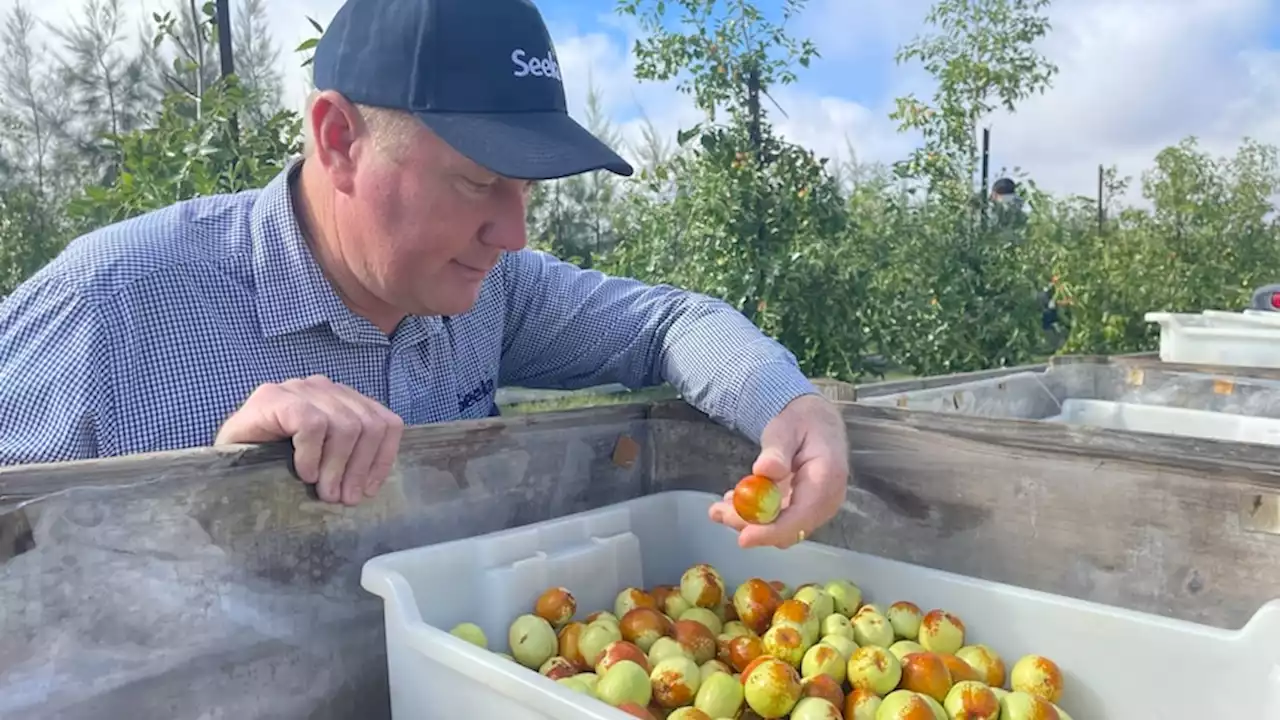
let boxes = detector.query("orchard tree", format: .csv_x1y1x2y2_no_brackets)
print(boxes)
864,0,1061,375
604,0,872,380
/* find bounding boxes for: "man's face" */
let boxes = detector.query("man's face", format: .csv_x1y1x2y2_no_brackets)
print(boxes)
320,97,533,319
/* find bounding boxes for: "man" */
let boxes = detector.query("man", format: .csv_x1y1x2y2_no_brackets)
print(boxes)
0,0,848,549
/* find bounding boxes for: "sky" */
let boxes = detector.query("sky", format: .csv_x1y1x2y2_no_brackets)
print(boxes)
20,0,1280,202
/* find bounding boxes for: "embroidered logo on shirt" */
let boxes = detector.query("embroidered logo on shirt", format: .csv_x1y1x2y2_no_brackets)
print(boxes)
457,377,496,413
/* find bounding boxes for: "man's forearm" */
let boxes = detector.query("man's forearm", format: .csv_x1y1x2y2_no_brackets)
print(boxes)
657,297,819,443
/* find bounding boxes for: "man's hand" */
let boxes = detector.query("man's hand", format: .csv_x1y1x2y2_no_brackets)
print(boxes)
709,393,849,548
214,375,405,505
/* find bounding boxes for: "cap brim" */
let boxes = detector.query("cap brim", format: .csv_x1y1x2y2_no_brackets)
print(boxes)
414,111,634,181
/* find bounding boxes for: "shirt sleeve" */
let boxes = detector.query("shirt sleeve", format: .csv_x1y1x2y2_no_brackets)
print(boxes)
0,276,116,465
496,249,819,442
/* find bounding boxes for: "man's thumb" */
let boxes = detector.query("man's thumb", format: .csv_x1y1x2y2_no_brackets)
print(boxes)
752,441,796,482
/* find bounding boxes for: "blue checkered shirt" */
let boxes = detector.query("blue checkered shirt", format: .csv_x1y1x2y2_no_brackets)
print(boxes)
0,160,817,465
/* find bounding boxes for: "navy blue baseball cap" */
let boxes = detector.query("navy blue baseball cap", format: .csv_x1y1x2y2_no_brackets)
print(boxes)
312,0,634,180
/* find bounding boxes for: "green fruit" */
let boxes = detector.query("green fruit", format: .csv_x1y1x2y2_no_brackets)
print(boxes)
885,602,923,641
680,607,724,636
793,586,835,623
743,657,802,718
823,580,863,616
649,636,693,664
921,693,947,719
818,635,858,661
846,645,901,696
821,613,855,641
596,659,652,707
942,680,999,719
508,614,557,669
449,622,488,648
578,619,623,668
790,696,843,719
1000,690,1059,720
694,670,744,717
650,655,702,709
852,611,894,648
800,642,846,684
722,621,754,639
700,659,733,684
877,690,934,718
556,676,593,696
888,640,925,661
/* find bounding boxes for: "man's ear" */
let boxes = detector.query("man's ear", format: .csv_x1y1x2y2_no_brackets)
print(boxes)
308,91,364,195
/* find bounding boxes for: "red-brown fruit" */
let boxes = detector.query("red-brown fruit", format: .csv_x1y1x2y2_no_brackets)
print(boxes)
533,586,576,627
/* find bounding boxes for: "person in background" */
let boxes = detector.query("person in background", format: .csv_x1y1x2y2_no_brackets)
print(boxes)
0,0,848,550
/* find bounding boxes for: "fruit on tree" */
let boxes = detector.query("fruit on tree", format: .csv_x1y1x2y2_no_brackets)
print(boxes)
579,619,623,667
999,690,1061,720
621,607,674,653
679,607,724,636
799,642,846,685
681,564,727,609
822,580,862,617
799,673,844,709
693,670,744,717
596,640,652,676
508,614,558,669
846,645,902,695
886,601,923,640
877,690,941,719
761,624,806,667
538,655,578,680
1010,654,1064,704
733,578,783,635
793,585,835,623
651,655,702,708
534,586,576,628
899,652,953,702
596,659,652,707
843,687,881,720
890,640,926,661
955,644,1006,687
943,680,1000,719
852,610,895,648
616,588,659,619
918,610,965,655
788,696,843,719
732,474,783,524
742,656,802,718
449,622,487,648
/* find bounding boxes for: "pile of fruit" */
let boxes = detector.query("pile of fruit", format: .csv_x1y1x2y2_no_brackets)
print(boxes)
447,562,1076,719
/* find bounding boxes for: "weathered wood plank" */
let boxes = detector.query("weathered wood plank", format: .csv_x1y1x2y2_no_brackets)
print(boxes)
648,402,1280,630
0,405,654,720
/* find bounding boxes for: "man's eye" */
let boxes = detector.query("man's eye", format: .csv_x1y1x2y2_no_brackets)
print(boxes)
464,178,495,192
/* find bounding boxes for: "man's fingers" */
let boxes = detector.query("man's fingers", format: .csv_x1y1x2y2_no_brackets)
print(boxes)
751,446,793,482
366,407,404,496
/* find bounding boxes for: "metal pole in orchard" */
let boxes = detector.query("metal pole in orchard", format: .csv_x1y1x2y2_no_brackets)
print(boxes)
214,0,239,139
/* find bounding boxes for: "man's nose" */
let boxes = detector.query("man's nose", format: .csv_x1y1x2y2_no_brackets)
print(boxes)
481,183,530,252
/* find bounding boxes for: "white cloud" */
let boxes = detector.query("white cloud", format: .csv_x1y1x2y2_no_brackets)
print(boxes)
17,0,1280,205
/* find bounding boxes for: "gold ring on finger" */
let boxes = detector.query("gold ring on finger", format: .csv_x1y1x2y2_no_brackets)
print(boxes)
797,529,806,543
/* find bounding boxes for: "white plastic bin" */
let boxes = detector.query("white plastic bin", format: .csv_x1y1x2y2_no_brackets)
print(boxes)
1045,398,1280,446
360,490,1280,720
1146,311,1280,368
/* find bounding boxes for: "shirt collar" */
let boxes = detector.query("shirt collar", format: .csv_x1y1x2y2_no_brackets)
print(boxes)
249,157,437,345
